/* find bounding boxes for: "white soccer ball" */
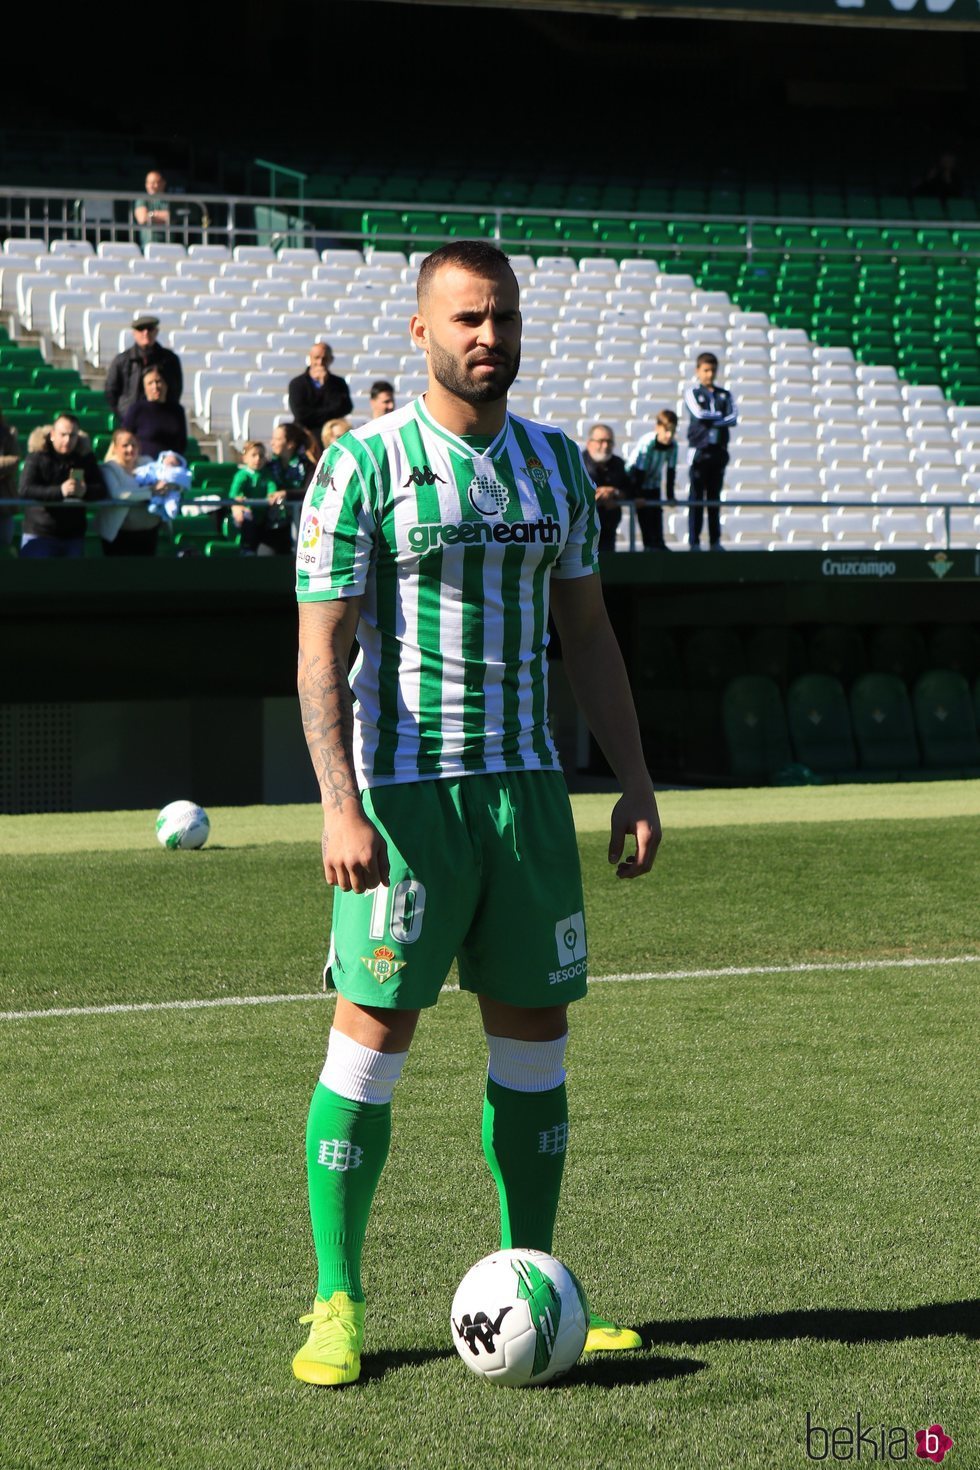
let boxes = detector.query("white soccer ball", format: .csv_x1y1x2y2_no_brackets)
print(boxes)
155,800,210,851
451,1248,589,1387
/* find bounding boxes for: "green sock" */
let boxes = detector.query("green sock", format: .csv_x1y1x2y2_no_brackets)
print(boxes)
305,1082,391,1302
481,1077,568,1252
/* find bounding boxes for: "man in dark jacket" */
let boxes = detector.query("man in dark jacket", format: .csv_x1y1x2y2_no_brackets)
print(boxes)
684,352,738,551
104,316,183,417
288,344,353,437
18,414,107,557
582,423,629,554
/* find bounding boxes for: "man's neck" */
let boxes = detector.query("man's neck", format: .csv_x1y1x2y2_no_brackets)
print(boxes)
423,383,507,440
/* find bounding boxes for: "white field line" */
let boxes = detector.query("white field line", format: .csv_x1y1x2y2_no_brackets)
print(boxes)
1,954,978,1024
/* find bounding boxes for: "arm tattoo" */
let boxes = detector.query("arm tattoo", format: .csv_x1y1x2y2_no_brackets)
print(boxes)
297,616,360,813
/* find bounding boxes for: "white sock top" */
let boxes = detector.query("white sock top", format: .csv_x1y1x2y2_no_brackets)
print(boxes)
485,1032,568,1093
320,1027,409,1105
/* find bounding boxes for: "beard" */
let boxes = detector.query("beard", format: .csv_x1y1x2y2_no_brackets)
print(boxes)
428,335,521,405
588,447,612,465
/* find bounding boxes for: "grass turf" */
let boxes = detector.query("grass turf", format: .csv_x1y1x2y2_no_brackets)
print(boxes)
1,788,977,1469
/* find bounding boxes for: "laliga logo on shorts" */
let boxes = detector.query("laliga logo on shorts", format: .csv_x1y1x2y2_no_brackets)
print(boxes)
468,472,510,519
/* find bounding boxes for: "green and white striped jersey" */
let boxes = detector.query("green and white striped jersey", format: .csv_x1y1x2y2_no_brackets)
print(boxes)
296,395,599,787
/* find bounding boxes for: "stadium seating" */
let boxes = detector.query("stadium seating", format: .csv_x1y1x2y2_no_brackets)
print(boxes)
2,234,979,552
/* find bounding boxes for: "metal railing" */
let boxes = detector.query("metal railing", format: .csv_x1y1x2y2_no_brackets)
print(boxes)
1,186,979,263
5,496,972,554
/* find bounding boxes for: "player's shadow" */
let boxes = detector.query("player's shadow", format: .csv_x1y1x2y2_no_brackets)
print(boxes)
562,1352,706,1389
636,1299,978,1348
359,1346,455,1381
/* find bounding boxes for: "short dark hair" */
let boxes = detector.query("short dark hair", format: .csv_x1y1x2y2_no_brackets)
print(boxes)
370,380,395,399
416,240,515,306
696,352,718,369
53,411,80,426
656,409,678,428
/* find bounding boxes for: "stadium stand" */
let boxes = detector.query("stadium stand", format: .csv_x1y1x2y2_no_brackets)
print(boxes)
3,225,978,555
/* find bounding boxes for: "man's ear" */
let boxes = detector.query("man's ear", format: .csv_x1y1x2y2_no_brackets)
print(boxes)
409,313,427,353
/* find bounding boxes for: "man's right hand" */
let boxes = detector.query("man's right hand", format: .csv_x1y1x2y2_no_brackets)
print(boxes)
61,477,81,498
322,805,390,893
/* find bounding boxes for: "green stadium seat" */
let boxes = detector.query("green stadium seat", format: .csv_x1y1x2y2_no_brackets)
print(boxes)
204,540,242,558
913,669,980,772
0,346,45,372
868,626,927,684
684,628,745,692
191,461,237,490
849,673,920,775
927,625,980,682
786,674,859,778
744,627,808,688
722,675,793,783
808,626,867,687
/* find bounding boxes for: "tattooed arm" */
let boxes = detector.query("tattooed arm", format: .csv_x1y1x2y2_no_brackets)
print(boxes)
298,599,390,894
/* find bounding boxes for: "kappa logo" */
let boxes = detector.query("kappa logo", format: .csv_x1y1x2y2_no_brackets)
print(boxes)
468,472,510,518
403,465,446,488
453,1306,512,1356
360,945,406,984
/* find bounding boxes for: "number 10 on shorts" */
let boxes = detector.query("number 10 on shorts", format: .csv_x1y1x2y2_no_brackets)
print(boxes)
369,879,427,944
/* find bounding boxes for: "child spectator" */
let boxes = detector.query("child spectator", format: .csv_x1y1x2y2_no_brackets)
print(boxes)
229,440,288,556
321,417,351,450
134,449,192,521
624,409,678,551
684,352,737,551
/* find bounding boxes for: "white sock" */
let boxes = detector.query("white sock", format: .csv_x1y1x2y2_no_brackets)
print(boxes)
319,1027,408,1105
485,1032,568,1093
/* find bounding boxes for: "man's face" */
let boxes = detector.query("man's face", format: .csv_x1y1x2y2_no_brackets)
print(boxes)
586,428,614,464
133,325,158,350
145,172,165,196
696,361,717,387
412,266,521,406
371,391,395,417
309,346,333,374
50,418,78,455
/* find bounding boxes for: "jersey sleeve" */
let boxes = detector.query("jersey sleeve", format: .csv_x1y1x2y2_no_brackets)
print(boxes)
296,442,378,602
552,440,600,581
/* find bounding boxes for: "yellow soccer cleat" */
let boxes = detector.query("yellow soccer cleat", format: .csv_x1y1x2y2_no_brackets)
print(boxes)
292,1291,365,1386
583,1311,643,1353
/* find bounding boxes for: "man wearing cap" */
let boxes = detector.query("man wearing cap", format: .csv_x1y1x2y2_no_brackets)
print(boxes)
104,316,183,418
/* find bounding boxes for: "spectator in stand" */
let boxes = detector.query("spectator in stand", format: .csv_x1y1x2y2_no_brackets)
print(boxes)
624,409,678,552
685,352,737,552
288,344,353,438
105,314,183,417
369,380,396,417
270,422,316,495
18,413,106,558
133,170,171,247
321,417,351,450
581,423,629,554
98,428,164,557
0,409,19,553
230,440,291,556
121,368,188,461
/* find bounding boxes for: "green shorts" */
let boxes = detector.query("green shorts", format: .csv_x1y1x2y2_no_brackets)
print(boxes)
326,771,588,1010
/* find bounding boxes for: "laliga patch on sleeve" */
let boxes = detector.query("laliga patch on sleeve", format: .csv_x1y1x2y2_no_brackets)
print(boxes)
298,509,323,569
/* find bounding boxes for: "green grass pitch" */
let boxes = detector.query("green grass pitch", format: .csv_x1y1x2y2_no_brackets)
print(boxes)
1,785,977,1470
